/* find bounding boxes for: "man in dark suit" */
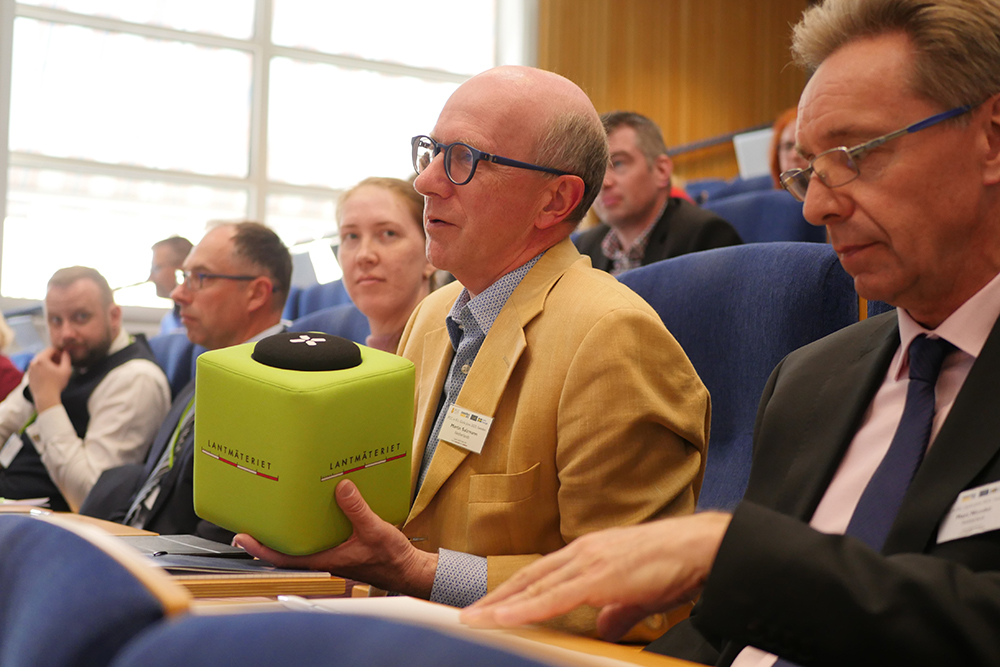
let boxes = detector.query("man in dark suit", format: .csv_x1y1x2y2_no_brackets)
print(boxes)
81,222,291,542
461,1,1000,665
573,111,742,275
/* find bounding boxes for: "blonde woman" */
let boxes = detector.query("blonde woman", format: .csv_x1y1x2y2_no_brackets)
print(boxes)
336,177,436,353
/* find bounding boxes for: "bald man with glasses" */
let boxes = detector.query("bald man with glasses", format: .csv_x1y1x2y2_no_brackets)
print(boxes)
82,222,291,542
236,65,709,638
460,1,1000,665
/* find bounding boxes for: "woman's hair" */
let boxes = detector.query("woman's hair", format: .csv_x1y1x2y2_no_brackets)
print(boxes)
770,107,798,189
336,177,424,234
336,176,437,291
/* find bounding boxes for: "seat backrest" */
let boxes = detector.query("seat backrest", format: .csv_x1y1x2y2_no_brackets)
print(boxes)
619,242,858,511
282,285,303,320
7,312,44,371
148,333,205,399
9,351,32,372
867,299,896,317
282,279,352,320
0,514,189,667
110,611,556,667
291,303,371,345
688,174,774,204
702,189,827,244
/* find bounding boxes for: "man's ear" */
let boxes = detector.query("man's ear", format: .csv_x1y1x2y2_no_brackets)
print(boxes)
652,154,673,189
983,94,1000,186
108,303,123,335
536,175,586,230
246,276,274,313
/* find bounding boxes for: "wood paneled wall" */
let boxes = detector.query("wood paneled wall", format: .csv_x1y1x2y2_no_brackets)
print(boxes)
537,0,810,181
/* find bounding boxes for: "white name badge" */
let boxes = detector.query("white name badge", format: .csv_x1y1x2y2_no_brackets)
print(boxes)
440,404,493,455
0,433,23,469
937,481,1000,544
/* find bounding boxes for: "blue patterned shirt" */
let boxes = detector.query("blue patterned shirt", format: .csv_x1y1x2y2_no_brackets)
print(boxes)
422,254,541,607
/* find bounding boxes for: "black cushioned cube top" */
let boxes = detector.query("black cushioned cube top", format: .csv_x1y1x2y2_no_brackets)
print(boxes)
252,332,362,372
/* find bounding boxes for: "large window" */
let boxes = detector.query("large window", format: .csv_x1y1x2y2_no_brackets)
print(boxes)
0,0,535,309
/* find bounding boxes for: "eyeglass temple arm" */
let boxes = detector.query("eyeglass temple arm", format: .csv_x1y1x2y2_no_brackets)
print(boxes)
849,104,974,158
907,104,972,132
483,154,571,176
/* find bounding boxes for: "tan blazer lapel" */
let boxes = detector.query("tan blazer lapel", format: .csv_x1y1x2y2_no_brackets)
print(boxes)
408,324,453,502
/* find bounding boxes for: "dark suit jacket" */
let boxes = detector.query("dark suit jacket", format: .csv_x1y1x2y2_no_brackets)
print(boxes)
80,380,233,543
651,311,1000,666
573,196,743,272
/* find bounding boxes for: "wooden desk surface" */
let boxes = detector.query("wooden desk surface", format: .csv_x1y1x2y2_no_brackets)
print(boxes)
0,506,155,535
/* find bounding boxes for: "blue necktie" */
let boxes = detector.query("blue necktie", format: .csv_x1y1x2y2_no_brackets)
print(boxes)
844,334,954,551
772,334,953,667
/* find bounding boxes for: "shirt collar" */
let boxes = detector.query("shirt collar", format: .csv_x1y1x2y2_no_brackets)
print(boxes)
601,222,655,266
601,196,668,253
446,254,543,348
243,322,285,345
893,269,1000,379
108,327,131,355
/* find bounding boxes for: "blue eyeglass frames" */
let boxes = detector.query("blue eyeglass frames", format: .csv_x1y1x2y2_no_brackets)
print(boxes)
779,103,974,201
411,134,574,186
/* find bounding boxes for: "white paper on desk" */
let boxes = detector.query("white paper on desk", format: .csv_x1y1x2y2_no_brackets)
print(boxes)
304,596,462,628
292,597,647,667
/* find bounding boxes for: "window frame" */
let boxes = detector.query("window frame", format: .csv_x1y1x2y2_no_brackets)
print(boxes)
0,0,537,318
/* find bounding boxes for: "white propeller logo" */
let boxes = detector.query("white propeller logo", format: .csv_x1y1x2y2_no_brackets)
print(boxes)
290,334,327,347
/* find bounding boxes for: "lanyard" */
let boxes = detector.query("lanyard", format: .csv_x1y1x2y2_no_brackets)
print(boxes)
167,397,195,469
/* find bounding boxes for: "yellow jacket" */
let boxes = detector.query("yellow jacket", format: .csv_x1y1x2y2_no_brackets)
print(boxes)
399,237,710,636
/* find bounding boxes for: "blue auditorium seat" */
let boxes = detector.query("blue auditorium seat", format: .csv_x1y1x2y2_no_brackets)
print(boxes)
110,612,556,667
0,514,188,667
867,299,896,317
702,189,827,244
148,333,204,399
9,351,32,372
282,279,352,320
619,242,859,511
686,174,773,204
291,303,371,345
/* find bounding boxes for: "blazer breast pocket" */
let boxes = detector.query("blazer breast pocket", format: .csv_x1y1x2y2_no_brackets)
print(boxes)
467,462,541,555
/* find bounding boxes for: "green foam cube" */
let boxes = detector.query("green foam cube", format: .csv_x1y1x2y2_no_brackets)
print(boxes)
192,339,414,555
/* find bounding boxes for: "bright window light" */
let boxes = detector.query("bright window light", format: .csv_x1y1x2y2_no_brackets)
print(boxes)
265,192,339,247
9,18,252,177
268,57,459,189
306,240,342,285
18,0,255,39
1,1,518,306
272,0,496,76
4,167,247,307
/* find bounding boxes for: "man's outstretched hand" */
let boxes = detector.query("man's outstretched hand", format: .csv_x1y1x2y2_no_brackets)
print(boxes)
460,512,731,641
234,479,438,598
